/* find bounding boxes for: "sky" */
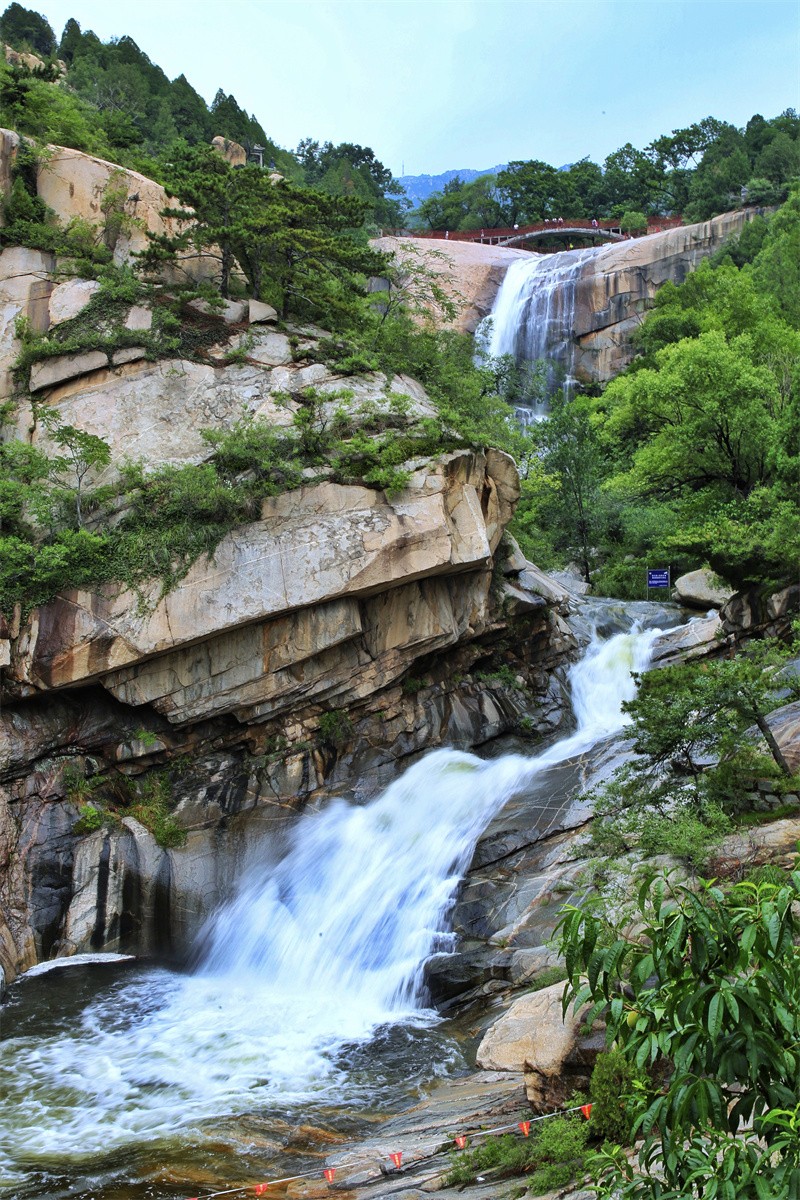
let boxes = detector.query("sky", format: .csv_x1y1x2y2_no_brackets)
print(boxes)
26,0,800,176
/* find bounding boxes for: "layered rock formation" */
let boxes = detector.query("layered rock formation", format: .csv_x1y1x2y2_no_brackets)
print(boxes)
377,208,758,379
0,217,579,985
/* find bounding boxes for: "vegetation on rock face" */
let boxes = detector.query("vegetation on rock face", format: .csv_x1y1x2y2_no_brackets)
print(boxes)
558,868,800,1199
444,1114,589,1193
510,187,800,597
586,634,800,868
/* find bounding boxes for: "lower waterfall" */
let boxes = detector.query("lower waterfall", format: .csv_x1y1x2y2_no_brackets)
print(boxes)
0,620,662,1197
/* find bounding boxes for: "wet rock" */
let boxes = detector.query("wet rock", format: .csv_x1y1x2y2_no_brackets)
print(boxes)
650,611,724,666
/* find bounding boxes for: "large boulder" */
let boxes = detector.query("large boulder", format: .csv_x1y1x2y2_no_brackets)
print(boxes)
12,452,502,701
673,568,733,610
476,980,604,1110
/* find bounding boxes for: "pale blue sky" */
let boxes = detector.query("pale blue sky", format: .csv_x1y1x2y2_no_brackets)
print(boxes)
27,0,800,175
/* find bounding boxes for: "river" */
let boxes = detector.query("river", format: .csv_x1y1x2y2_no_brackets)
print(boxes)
0,613,671,1199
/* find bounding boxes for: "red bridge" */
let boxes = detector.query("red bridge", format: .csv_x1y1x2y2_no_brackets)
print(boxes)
411,215,683,250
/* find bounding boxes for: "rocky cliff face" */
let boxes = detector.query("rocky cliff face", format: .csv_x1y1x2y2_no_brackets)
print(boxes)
377,208,758,379
0,142,580,985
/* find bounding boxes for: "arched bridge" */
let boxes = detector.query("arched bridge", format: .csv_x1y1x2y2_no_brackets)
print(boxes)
412,216,683,250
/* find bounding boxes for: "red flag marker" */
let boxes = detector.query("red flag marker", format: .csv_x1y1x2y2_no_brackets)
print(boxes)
455,1135,468,1149
519,1121,531,1136
581,1104,593,1120
254,1185,270,1195
323,1168,336,1182
390,1151,403,1169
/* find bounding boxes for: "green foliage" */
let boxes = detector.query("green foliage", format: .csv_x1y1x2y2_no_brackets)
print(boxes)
128,773,185,849
589,1049,640,1144
558,867,800,1198
444,1116,588,1192
619,210,647,232
0,3,56,56
139,143,389,323
72,802,104,834
412,110,799,231
586,636,800,865
509,391,604,584
318,709,353,750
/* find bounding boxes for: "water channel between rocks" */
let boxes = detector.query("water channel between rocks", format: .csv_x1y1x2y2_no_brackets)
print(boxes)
0,605,687,1200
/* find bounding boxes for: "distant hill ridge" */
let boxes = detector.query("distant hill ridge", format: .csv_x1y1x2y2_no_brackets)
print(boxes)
398,165,507,208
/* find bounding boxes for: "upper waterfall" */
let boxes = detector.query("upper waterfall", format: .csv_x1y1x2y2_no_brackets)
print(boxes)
479,245,609,412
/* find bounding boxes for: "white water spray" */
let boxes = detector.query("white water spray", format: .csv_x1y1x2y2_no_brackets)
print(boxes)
480,245,611,412
0,622,662,1183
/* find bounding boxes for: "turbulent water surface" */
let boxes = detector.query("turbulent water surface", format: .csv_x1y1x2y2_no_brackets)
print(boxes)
0,619,663,1199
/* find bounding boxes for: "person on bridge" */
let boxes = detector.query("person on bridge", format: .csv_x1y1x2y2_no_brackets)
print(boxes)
591,218,598,229
558,216,564,224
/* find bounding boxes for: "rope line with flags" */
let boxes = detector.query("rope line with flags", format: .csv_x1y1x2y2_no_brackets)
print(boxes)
182,1102,594,1198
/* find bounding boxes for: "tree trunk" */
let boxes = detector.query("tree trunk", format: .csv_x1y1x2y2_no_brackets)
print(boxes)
753,710,793,777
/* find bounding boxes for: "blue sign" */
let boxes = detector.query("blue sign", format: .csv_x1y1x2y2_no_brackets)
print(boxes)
647,569,670,588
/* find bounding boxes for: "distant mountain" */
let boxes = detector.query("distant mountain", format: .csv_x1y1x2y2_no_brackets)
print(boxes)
397,166,507,209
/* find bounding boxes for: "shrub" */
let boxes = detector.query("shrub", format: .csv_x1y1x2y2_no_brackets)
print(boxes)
318,709,353,750
72,802,104,835
589,1048,639,1145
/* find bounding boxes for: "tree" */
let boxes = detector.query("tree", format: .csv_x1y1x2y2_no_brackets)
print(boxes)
0,2,55,56
141,144,389,323
517,394,605,583
47,422,111,529
601,329,783,500
585,636,800,863
558,867,800,1198
751,186,800,328
619,210,647,233
497,159,567,222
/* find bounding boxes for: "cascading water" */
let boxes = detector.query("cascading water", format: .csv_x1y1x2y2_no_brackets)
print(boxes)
478,245,610,418
0,620,663,1198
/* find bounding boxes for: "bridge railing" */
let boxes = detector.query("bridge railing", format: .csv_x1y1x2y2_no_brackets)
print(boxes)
393,215,684,243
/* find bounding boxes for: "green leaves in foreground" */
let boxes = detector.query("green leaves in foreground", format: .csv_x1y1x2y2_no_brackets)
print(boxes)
557,868,800,1198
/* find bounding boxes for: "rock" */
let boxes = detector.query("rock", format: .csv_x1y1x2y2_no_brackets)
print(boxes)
47,278,100,326
0,244,55,398
477,981,604,1110
187,297,248,324
721,582,800,639
29,349,108,391
248,298,278,323
673,568,733,609
243,328,293,366
378,210,758,374
650,611,724,666
124,304,153,331
211,135,247,168
766,700,800,774
517,564,574,608
18,452,498,691
18,358,299,483
4,43,49,72
372,235,530,333
17,137,220,282
111,346,146,365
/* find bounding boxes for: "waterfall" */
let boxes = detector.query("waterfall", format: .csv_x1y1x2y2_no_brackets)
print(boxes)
479,245,608,415
0,621,662,1184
